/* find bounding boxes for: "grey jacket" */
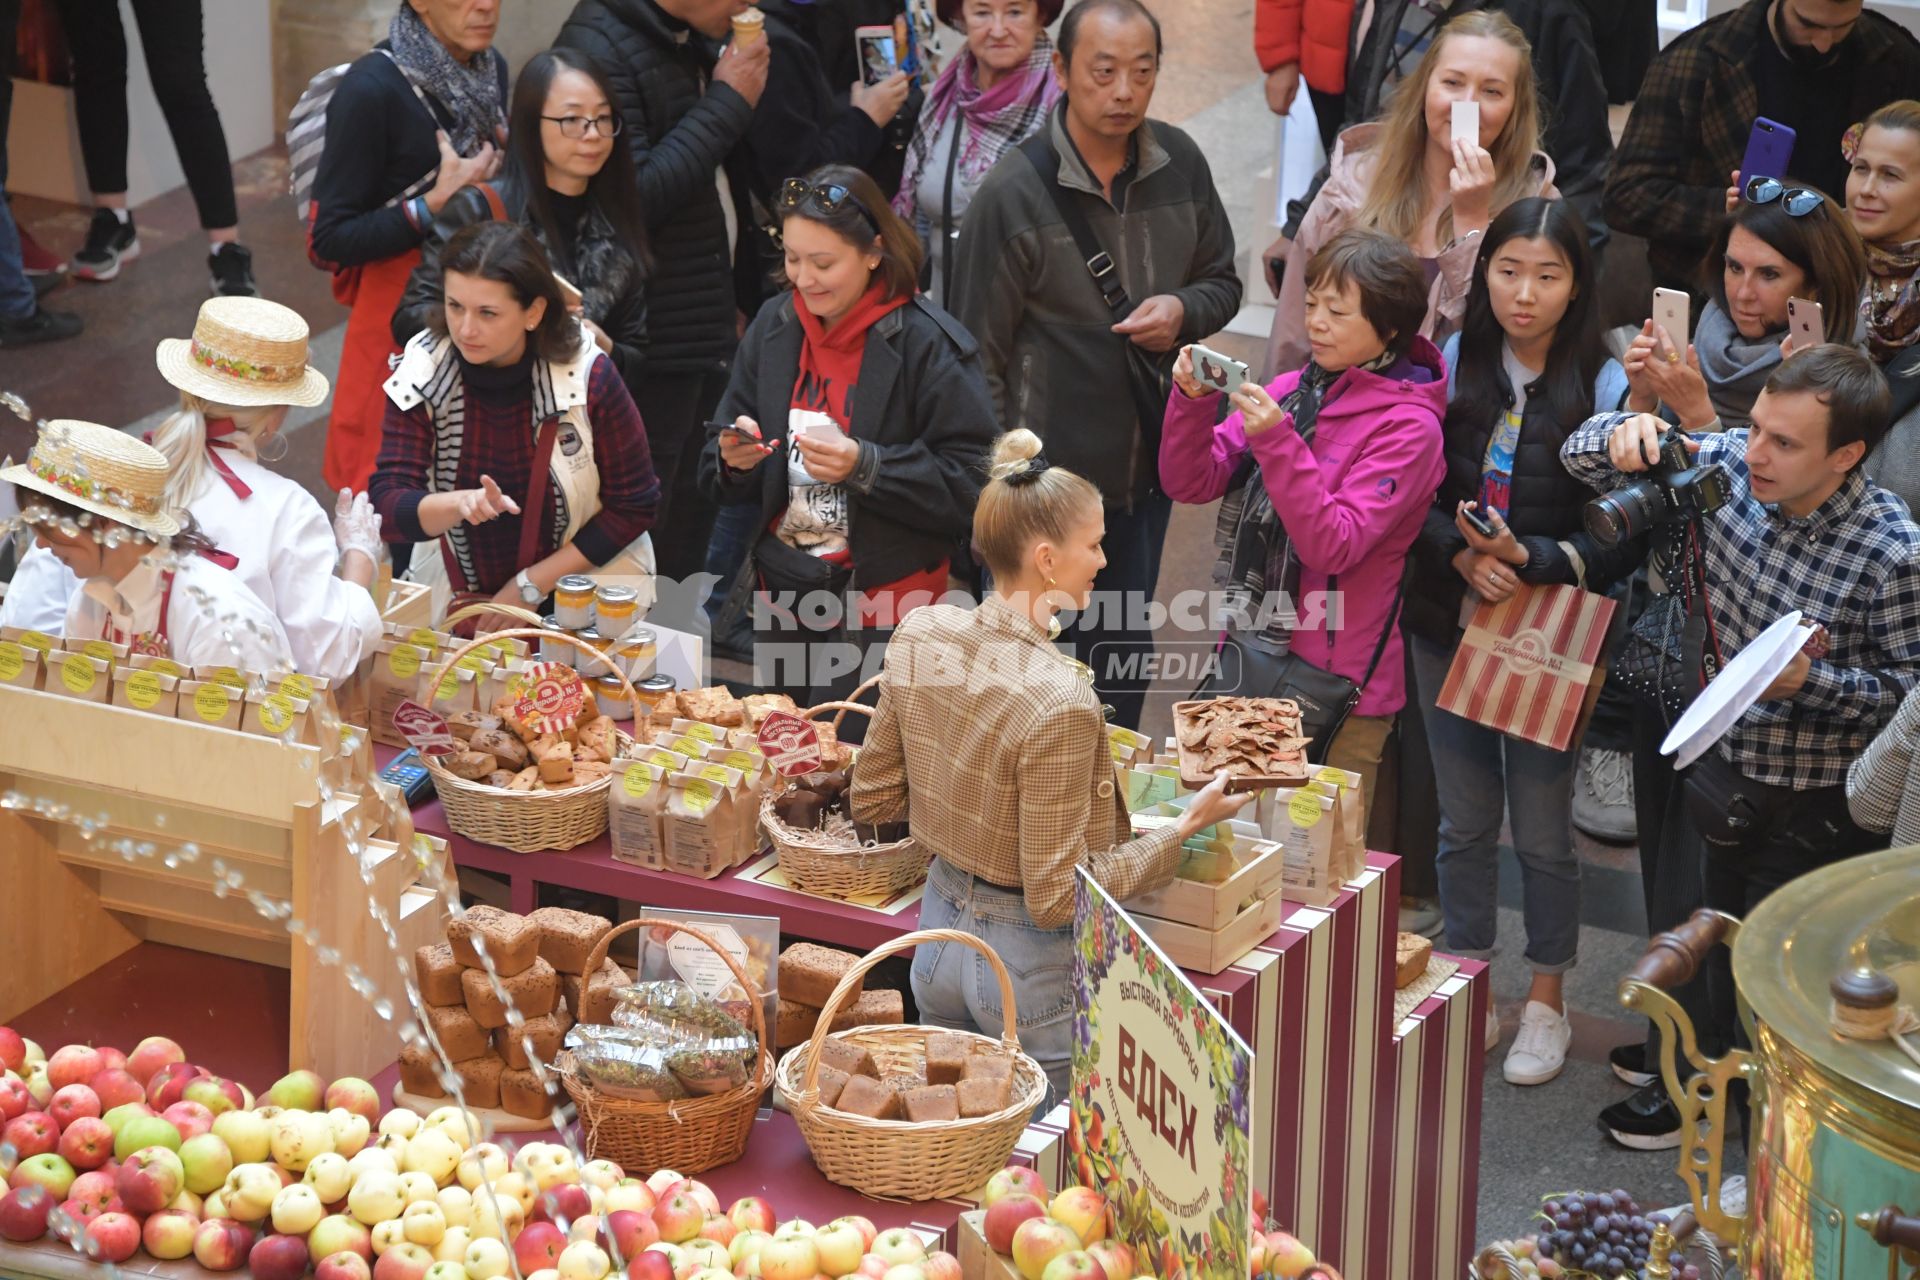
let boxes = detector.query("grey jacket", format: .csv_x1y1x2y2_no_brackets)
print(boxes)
949,104,1241,509
1865,345,1920,519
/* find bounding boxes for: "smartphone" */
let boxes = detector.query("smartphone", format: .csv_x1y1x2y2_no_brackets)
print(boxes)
855,26,898,85
1460,503,1496,538
553,273,584,308
377,747,436,807
707,420,771,452
1451,99,1480,148
1189,343,1250,394
1652,287,1690,347
1787,296,1824,348
1739,117,1797,190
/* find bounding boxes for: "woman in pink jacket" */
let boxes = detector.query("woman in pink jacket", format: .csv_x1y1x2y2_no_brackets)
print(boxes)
1162,229,1447,806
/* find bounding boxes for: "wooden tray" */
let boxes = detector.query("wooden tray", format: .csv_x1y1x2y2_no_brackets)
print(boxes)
1172,699,1311,793
957,1210,1022,1280
1133,892,1286,974
1124,839,1282,931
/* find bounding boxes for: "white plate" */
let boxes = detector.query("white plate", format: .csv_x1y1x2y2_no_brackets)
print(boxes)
1660,610,1805,770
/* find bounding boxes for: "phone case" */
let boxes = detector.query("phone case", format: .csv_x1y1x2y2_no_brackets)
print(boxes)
1652,288,1689,343
1739,118,1797,188
1451,100,1479,146
1788,298,1823,344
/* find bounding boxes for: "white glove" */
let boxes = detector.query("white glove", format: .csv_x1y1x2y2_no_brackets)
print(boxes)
333,488,383,565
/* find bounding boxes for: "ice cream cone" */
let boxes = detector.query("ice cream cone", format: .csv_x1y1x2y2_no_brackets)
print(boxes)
731,8,765,44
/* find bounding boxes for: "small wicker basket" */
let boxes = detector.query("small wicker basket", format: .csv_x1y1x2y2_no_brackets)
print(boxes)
558,918,775,1174
778,929,1048,1200
763,677,927,898
423,607,638,853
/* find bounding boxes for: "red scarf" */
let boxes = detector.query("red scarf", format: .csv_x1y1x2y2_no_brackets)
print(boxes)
789,281,909,425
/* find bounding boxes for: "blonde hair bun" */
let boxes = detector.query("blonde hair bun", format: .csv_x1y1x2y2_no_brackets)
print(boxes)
988,428,1046,483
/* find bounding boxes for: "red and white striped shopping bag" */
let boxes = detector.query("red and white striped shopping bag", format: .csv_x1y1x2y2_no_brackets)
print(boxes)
1434,583,1617,751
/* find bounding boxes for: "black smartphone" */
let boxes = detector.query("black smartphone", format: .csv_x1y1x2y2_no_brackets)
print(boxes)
378,747,436,807
1460,504,1496,538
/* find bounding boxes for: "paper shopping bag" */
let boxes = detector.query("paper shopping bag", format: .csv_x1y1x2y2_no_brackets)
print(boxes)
1436,582,1617,752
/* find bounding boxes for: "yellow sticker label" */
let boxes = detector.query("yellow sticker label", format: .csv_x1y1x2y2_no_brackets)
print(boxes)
408,627,440,652
722,750,759,773
683,722,717,743
125,670,164,710
194,683,231,723
647,749,688,770
434,671,461,702
82,640,117,663
205,666,246,691
671,735,702,757
18,630,52,654
1288,791,1324,828
683,779,715,813
698,764,733,786
1313,766,1350,788
0,642,24,682
279,673,315,702
622,764,655,798
490,640,517,662
146,658,182,680
387,644,422,679
258,692,297,734
455,652,488,674
61,654,97,694
1110,738,1127,762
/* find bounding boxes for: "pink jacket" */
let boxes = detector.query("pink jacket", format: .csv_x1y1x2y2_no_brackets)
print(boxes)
1160,337,1449,717
1266,123,1557,378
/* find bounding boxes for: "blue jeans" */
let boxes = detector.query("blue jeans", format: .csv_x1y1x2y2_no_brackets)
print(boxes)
1409,633,1581,974
911,857,1074,1115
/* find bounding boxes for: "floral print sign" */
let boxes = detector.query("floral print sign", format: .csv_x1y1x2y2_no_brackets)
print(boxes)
1071,869,1253,1279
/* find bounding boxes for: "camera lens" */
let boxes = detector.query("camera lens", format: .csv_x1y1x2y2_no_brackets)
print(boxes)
1584,482,1662,547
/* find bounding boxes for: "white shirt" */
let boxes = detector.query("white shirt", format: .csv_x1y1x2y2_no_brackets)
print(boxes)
67,551,293,671
4,445,382,681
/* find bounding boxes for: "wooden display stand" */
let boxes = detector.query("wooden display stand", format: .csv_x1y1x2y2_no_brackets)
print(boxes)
0,685,448,1082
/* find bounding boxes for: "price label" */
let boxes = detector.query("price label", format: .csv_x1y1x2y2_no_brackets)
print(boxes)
391,699,460,756
664,922,749,1000
756,711,823,777
622,764,656,797
194,683,231,723
61,655,97,694
125,670,164,710
512,661,586,735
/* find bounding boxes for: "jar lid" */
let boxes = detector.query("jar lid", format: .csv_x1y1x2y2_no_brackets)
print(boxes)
638,675,677,692
594,673,625,691
595,585,639,605
624,626,657,645
556,574,596,593
571,626,603,643
541,614,562,630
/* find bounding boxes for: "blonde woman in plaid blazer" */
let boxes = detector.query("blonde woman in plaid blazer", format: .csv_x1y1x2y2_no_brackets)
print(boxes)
851,429,1251,1105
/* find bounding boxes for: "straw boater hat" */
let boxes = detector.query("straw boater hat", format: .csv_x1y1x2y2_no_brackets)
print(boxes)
154,296,330,408
0,420,182,539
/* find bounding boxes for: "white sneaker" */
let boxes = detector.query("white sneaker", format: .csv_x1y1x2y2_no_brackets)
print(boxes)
1503,1000,1572,1085
1486,1006,1501,1051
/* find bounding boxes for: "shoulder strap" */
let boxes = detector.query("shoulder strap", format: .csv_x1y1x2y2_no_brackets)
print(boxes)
1017,132,1132,319
477,181,508,223
911,294,977,355
1351,558,1414,694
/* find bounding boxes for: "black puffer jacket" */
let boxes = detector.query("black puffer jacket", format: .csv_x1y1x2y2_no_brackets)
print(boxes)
389,166,649,385
1403,349,1640,644
746,0,887,200
697,294,995,590
556,0,753,373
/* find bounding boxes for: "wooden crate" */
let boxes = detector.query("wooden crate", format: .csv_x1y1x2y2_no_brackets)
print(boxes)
956,1211,1022,1280
382,577,435,631
1123,840,1282,930
1133,892,1286,974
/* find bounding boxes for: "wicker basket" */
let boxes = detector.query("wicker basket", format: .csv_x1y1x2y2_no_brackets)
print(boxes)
764,676,928,898
559,918,774,1174
424,612,639,853
778,929,1048,1200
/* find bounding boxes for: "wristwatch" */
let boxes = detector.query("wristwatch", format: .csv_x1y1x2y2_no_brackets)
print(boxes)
515,570,543,607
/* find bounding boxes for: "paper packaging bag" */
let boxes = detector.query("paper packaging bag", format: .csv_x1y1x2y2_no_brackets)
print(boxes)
177,679,245,731
633,744,692,775
663,770,741,879
2,625,58,666
421,661,480,718
47,652,111,704
370,639,427,747
193,664,254,694
1310,765,1367,882
0,637,44,690
688,761,753,864
114,666,180,716
1278,787,1339,906
609,760,671,869
245,690,313,742
716,746,768,817
62,636,128,675
1437,583,1617,752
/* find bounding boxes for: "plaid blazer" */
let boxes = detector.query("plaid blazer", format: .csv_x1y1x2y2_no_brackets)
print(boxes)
850,597,1183,929
1601,0,1920,288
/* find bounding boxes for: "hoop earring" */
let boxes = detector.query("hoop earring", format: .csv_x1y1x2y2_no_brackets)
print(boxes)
256,431,290,465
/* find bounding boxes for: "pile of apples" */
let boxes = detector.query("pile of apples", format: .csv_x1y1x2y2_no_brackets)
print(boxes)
1244,1191,1332,1280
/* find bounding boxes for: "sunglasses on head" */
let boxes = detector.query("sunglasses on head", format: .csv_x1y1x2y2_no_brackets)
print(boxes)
778,178,880,237
1743,176,1825,217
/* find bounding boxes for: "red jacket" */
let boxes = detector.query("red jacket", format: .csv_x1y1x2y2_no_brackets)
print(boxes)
1254,0,1356,94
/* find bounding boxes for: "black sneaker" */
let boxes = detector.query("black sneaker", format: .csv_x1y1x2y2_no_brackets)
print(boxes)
0,306,83,347
71,209,139,281
208,242,258,298
1599,1081,1682,1150
1609,1041,1658,1088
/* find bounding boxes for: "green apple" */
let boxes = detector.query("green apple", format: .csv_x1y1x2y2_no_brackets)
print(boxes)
267,1071,325,1113
114,1114,182,1161
178,1132,235,1195
103,1102,154,1138
211,1109,272,1165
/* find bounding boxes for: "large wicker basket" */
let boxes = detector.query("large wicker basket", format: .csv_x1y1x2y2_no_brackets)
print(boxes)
778,929,1048,1200
559,918,775,1174
763,676,928,898
424,612,638,853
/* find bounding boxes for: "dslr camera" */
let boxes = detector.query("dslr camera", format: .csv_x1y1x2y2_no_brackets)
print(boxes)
1584,429,1733,547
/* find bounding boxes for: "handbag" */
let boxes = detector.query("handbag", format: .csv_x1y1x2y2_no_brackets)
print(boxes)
1608,522,1721,722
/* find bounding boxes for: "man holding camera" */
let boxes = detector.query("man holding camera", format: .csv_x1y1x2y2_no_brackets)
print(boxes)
1562,344,1920,1144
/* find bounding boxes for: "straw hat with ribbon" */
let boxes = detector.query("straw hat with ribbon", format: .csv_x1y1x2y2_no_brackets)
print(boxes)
0,420,182,539
154,296,330,408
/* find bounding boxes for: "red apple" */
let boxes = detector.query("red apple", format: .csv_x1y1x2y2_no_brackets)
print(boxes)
46,1046,103,1092
57,1116,114,1171
1011,1220,1082,1280
373,1243,434,1280
605,1208,661,1259
56,1195,108,1235
87,1068,146,1113
852,1257,890,1280
251,1231,313,1280
3,1112,57,1160
117,1144,186,1213
702,1213,739,1247
0,1028,25,1074
653,1192,707,1244
1084,1241,1135,1280
1266,1232,1316,1276
982,1166,1048,1209
0,1076,30,1121
48,1083,101,1129
82,1210,141,1263
147,1061,210,1110
1048,1187,1109,1246
126,1037,186,1087
182,1076,246,1116
1037,1251,1103,1280
516,1220,567,1274
163,1100,216,1141
629,1250,676,1280
924,1252,962,1280
68,1170,117,1212
316,1252,375,1280
534,1181,593,1226
93,1047,126,1074
984,1195,1048,1255
727,1197,777,1236
0,1185,53,1242
194,1217,257,1271
144,1208,203,1260
309,1214,374,1263
833,1216,879,1252
323,1077,381,1124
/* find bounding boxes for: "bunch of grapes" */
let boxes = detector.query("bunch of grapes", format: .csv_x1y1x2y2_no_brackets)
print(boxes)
1474,1235,1564,1278
1528,1191,1699,1279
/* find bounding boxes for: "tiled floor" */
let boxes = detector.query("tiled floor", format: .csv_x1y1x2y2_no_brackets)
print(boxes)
3,6,1723,1252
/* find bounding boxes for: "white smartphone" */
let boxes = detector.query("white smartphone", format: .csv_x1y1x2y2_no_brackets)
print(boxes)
1451,100,1480,147
854,25,898,85
553,273,584,308
1189,343,1250,394
1652,287,1689,347
1787,296,1824,349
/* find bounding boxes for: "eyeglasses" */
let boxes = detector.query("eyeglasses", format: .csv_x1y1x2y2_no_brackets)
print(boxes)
1743,175,1825,217
778,178,880,236
541,113,622,139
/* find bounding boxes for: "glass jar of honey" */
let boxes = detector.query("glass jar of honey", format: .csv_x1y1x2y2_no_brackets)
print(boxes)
611,625,658,681
634,674,677,716
554,575,597,629
594,585,640,639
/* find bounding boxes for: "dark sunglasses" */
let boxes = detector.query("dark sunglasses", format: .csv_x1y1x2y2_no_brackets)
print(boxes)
778,178,880,236
1743,175,1825,217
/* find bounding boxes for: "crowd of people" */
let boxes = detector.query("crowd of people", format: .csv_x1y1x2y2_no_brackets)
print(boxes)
2,0,1920,1152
